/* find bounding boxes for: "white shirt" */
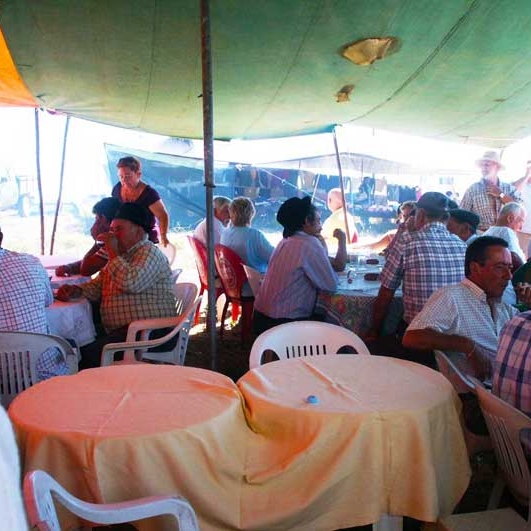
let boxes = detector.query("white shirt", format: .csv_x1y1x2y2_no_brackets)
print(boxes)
483,225,525,262
193,217,225,246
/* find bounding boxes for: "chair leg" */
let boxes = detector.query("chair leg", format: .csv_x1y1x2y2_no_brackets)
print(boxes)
219,301,229,339
194,286,205,325
487,474,505,510
241,301,253,344
231,302,241,324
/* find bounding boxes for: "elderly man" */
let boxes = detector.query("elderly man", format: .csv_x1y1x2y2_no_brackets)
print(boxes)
0,223,71,380
56,197,121,277
483,202,526,266
253,196,341,335
447,208,480,245
321,188,358,243
193,195,231,246
57,203,176,369
403,236,518,375
460,150,520,231
368,192,466,342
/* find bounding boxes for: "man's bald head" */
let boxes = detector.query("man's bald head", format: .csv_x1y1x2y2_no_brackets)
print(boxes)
327,188,343,212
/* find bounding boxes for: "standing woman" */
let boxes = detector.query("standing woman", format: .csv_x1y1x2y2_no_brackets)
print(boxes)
113,156,170,246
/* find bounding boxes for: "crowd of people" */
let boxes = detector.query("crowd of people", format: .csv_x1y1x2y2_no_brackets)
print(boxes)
3,149,531,426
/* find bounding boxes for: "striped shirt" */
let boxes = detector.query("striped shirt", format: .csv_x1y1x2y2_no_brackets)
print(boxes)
460,180,520,231
493,311,531,416
254,232,337,319
81,240,175,332
407,278,518,360
381,222,466,323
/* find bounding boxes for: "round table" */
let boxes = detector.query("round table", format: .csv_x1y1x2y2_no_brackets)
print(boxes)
237,356,470,529
45,297,96,347
9,365,249,531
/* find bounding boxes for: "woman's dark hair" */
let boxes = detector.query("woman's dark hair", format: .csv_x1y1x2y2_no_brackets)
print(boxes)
276,196,315,238
465,236,508,276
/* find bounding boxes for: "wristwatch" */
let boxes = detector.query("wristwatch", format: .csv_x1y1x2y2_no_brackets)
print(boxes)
499,192,505,199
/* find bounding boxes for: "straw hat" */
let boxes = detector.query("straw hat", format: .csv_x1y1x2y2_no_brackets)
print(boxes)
476,150,504,169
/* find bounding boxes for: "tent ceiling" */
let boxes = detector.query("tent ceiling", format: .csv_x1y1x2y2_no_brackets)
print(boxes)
2,1,531,147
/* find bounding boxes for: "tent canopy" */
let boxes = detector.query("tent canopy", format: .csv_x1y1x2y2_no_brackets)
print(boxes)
1,1,531,147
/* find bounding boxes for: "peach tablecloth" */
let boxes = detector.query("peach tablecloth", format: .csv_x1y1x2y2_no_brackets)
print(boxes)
10,359,470,531
9,365,249,531
238,356,471,529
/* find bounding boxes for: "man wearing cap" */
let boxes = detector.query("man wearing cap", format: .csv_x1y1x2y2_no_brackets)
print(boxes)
447,208,480,245
57,203,176,369
368,192,466,356
253,196,342,335
460,150,520,231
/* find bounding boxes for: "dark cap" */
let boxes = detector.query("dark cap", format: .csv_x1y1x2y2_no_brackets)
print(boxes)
277,196,312,228
114,203,151,233
416,192,450,213
449,208,480,230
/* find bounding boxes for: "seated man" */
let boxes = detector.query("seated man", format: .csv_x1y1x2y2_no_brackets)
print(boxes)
447,208,480,245
253,196,341,335
193,195,230,245
56,197,121,277
493,311,531,416
321,188,358,243
0,224,68,380
403,236,518,378
57,203,176,369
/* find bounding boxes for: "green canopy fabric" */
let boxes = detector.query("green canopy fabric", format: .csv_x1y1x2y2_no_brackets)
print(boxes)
2,0,531,146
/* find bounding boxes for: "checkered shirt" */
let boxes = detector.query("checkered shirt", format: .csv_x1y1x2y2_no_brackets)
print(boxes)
407,278,519,360
493,311,531,416
81,240,176,332
460,180,521,231
380,222,466,323
0,249,69,380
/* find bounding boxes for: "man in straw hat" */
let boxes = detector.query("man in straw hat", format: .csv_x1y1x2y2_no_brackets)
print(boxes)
460,150,520,231
57,203,176,369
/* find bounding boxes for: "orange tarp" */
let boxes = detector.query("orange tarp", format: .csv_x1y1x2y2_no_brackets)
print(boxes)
0,27,37,107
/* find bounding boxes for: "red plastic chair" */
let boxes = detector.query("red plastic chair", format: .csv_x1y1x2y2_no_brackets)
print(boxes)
214,244,254,343
187,236,224,325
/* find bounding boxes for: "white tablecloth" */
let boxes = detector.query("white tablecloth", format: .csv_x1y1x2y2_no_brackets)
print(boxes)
46,298,96,347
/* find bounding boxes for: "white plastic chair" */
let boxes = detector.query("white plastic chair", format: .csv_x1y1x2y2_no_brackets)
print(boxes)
249,321,370,369
242,264,263,297
23,469,199,531
0,332,77,408
437,385,531,530
157,241,177,266
101,282,200,366
434,350,492,457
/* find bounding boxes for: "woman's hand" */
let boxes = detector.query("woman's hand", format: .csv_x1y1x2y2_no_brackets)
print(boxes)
160,233,170,247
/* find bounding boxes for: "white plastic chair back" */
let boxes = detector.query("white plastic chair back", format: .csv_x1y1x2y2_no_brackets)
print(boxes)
23,469,199,531
434,350,476,395
171,267,182,283
249,321,370,369
0,332,77,408
101,283,200,366
157,242,176,266
476,385,531,510
242,265,263,297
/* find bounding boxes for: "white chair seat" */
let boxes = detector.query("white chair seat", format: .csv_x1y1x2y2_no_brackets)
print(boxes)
436,507,528,530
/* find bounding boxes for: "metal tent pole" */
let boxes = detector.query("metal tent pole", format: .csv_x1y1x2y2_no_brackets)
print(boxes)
50,114,70,255
332,128,351,243
200,0,218,370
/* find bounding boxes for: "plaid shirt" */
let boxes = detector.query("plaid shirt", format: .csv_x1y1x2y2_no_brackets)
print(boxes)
493,311,531,416
81,240,175,332
407,278,518,359
381,222,466,323
460,180,520,231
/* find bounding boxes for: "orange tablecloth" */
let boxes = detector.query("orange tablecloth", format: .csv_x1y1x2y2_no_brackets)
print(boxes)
9,365,249,531
238,356,471,529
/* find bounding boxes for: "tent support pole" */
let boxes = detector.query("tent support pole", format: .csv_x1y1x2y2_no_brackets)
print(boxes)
34,109,45,255
50,114,70,255
332,128,351,243
200,0,218,370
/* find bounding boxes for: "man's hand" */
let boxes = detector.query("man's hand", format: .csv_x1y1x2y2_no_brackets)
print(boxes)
516,282,531,306
55,284,82,301
485,182,502,198
333,228,347,243
97,231,119,259
55,265,69,277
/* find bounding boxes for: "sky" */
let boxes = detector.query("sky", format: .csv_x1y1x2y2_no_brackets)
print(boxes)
1,107,531,203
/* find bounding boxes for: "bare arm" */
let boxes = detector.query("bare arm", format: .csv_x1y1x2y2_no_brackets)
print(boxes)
402,328,473,353
149,199,170,246
328,229,347,272
365,285,395,339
